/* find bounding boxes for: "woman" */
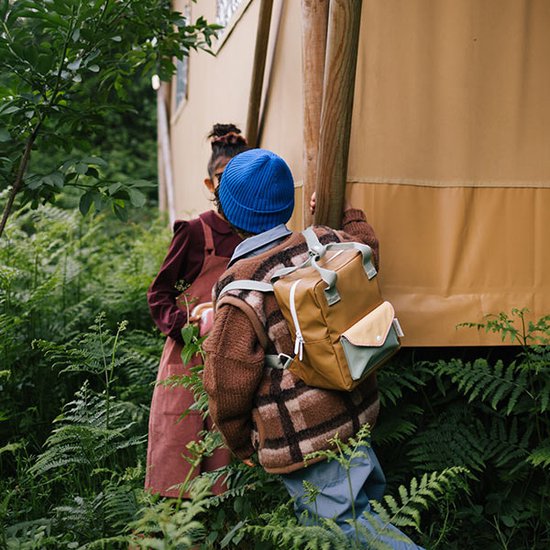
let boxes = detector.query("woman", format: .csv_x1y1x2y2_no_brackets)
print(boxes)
145,124,249,497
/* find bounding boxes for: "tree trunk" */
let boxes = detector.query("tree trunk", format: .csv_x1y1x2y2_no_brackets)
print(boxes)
314,0,362,228
301,0,329,227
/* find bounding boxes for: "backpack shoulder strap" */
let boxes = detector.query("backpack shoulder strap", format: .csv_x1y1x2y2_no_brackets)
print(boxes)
218,279,273,298
216,292,270,350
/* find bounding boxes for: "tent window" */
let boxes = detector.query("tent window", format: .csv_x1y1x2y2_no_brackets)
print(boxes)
174,56,189,109
216,0,245,33
173,2,191,114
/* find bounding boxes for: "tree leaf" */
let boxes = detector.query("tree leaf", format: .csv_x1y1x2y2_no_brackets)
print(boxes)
79,191,94,215
81,156,107,168
0,0,9,20
127,188,146,207
86,167,100,179
75,163,88,175
44,172,65,188
0,105,20,116
36,53,55,74
108,183,122,194
67,58,82,71
181,324,195,346
112,201,128,222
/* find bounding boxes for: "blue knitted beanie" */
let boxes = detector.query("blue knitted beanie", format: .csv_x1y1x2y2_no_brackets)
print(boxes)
219,149,295,233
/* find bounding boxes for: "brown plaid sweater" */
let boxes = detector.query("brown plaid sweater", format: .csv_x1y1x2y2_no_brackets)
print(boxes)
203,209,381,474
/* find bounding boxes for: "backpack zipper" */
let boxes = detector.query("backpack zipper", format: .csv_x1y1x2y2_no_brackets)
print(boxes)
289,279,304,360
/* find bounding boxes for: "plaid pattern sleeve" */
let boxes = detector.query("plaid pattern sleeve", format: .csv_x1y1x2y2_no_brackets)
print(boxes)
340,207,380,270
203,302,266,460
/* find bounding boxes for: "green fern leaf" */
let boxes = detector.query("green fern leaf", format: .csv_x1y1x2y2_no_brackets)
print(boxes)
409,404,487,471
435,357,530,415
369,467,469,532
527,441,550,469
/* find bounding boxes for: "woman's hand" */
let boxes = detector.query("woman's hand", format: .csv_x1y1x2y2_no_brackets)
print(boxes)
189,302,213,323
310,191,353,217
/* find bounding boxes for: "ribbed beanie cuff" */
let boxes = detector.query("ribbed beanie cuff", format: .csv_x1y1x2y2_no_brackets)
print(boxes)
219,149,295,233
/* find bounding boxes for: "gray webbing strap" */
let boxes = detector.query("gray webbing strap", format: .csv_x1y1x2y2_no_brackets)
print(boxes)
302,227,377,304
265,354,293,370
325,241,377,280
218,279,273,298
302,226,327,257
304,226,376,280
271,256,311,282
219,228,376,306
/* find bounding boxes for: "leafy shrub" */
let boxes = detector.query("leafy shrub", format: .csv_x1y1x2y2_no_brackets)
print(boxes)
1,203,549,548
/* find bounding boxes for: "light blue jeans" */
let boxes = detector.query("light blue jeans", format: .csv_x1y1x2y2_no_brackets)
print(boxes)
280,445,425,549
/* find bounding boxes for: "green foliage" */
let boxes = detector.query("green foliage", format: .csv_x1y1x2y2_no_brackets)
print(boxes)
126,481,212,550
1,200,549,548
242,508,350,550
459,307,550,347
0,202,168,546
0,0,221,231
368,467,470,532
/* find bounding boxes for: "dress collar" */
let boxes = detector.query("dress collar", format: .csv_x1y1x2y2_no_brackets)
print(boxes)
228,224,292,266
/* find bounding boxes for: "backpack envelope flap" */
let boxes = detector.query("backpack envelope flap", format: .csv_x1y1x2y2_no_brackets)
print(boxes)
341,301,395,347
340,301,401,382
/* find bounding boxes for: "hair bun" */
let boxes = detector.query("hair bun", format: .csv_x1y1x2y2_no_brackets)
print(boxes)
212,131,248,147
209,123,241,139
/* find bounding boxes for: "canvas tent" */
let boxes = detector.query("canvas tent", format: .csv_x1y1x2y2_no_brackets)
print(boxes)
158,0,550,346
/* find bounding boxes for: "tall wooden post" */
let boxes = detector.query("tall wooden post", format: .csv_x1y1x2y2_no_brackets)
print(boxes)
246,0,274,148
314,0,363,228
157,82,176,227
301,0,329,227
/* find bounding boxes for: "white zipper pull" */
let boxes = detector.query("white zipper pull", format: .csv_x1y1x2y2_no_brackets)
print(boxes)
289,280,304,361
294,331,304,361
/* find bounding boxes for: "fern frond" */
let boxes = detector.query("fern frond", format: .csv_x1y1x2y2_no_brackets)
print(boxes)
204,461,284,509
368,467,470,532
130,482,211,548
527,441,550,469
242,509,350,550
373,405,422,446
408,404,487,471
434,358,530,414
377,362,428,407
30,382,144,479
100,484,140,532
483,416,533,477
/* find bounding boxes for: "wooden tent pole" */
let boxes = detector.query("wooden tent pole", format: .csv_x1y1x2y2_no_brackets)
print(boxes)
157,83,176,227
257,0,285,146
314,0,363,228
246,0,274,148
301,0,329,227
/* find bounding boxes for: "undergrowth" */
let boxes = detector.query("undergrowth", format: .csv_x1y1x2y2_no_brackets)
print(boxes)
1,202,548,548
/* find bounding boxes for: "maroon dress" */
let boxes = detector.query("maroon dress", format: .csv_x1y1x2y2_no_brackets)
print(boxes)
145,211,241,497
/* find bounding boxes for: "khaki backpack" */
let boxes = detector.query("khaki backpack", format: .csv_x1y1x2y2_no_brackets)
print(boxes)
219,227,403,391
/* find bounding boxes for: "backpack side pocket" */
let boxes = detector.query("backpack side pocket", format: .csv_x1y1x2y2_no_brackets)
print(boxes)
340,301,401,382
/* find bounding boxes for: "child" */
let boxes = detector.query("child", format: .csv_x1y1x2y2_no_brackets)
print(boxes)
145,124,249,498
203,149,424,548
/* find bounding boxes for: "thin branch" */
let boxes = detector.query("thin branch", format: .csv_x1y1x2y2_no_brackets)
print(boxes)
0,121,42,239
